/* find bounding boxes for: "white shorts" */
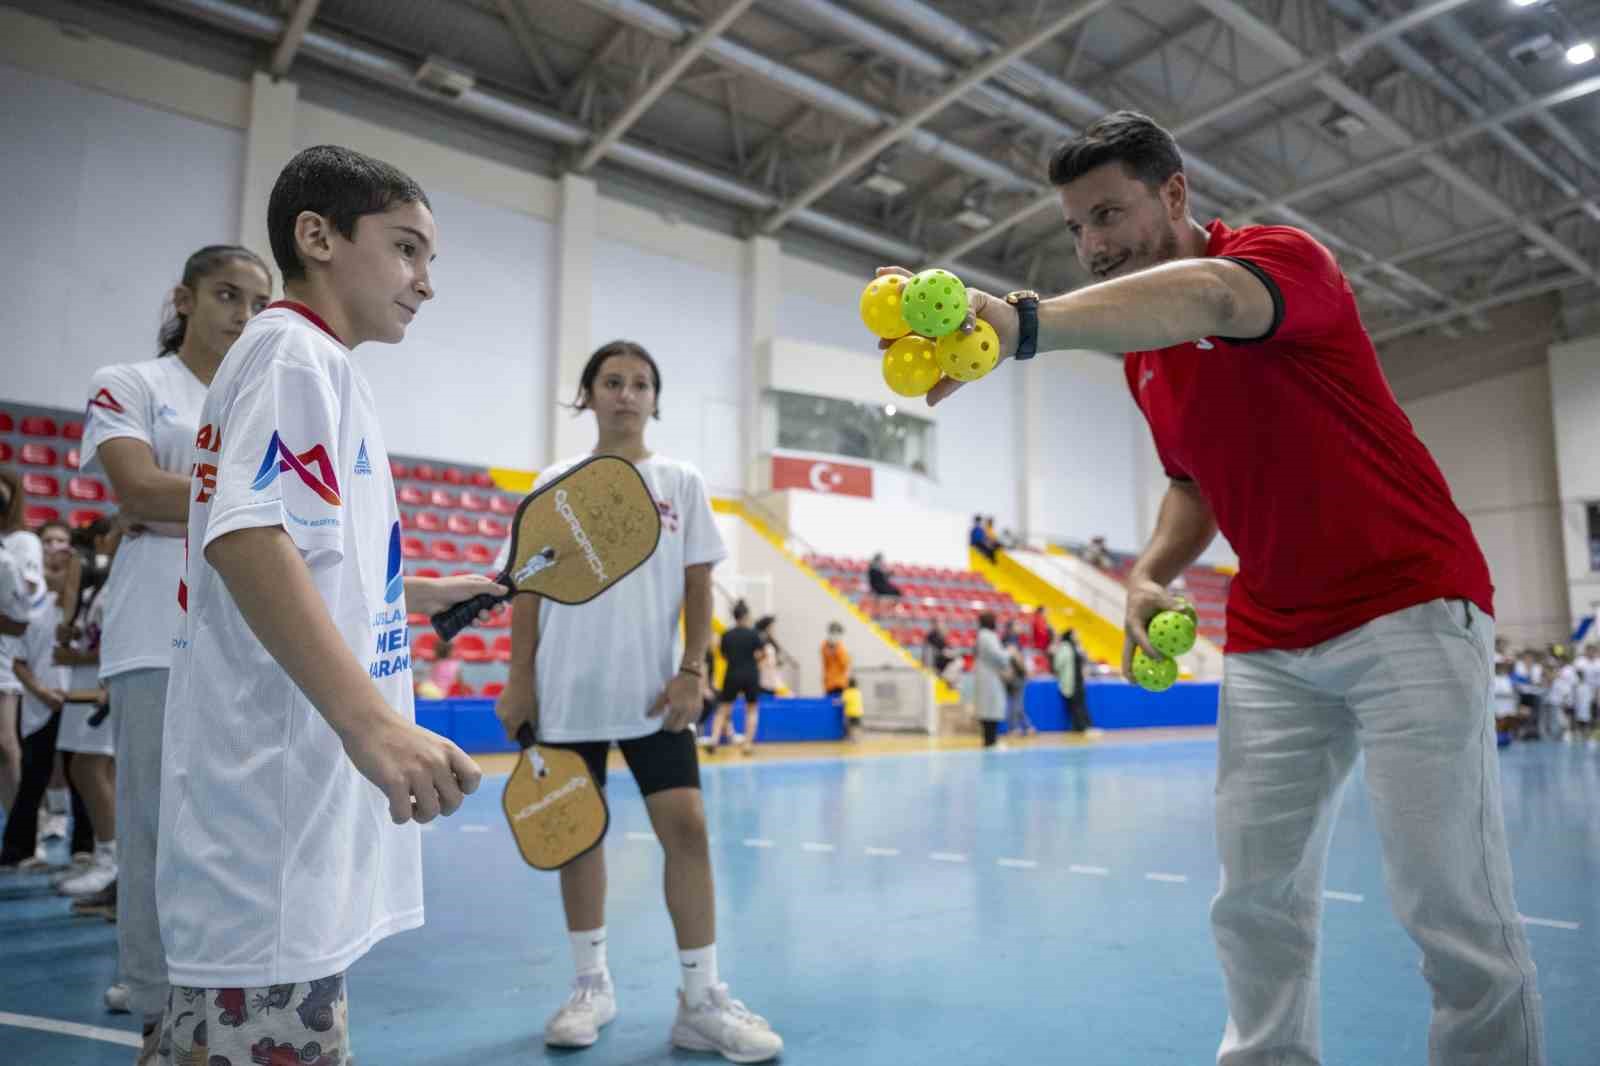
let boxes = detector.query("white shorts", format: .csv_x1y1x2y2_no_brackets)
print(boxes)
57,700,114,756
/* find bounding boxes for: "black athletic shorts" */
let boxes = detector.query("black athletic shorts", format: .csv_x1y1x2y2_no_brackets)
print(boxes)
543,727,700,796
719,670,763,705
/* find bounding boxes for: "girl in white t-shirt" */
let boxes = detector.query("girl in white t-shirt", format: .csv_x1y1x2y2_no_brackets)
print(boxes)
497,341,783,1063
79,244,273,1047
0,467,44,820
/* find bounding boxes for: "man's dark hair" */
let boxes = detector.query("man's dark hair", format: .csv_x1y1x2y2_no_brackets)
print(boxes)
1048,110,1184,190
268,145,431,281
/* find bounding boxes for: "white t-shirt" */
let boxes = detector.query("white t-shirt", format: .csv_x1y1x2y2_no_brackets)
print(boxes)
81,356,209,679
523,454,726,742
1577,655,1600,692
16,596,65,738
158,303,421,989
0,529,43,693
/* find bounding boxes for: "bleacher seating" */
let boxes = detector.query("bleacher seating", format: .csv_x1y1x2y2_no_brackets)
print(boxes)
2,403,115,529
1091,547,1230,647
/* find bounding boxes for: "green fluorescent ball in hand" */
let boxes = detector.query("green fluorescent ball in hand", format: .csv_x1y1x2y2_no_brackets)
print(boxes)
934,319,1000,382
1131,647,1179,692
881,335,942,397
1148,609,1198,658
859,275,912,340
902,268,968,337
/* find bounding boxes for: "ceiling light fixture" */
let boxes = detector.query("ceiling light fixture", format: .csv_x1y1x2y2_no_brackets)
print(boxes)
1568,41,1596,64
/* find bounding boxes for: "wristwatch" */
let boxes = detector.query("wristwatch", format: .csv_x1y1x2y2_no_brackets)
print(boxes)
1005,290,1040,361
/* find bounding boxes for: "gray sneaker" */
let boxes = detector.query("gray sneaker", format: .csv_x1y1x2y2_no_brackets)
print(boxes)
670,984,782,1063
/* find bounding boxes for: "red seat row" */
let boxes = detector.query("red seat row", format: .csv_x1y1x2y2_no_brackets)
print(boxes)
0,414,85,440
20,474,110,501
395,485,518,515
389,461,497,489
412,632,514,663
400,536,499,565
400,511,508,539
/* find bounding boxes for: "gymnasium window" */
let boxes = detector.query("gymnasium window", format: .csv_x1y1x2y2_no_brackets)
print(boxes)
766,390,936,477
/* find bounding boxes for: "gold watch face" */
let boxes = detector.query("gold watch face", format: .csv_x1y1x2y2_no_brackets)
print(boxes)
1005,289,1040,305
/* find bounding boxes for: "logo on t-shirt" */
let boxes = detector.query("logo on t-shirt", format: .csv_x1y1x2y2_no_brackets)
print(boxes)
251,431,342,506
354,440,373,477
1193,338,1215,350
157,403,179,421
88,388,124,414
385,521,403,605
656,500,681,534
1138,368,1155,391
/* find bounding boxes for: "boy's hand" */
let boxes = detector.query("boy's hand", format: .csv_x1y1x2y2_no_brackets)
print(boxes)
494,672,537,744
649,671,703,732
339,712,483,824
43,689,67,715
407,574,509,618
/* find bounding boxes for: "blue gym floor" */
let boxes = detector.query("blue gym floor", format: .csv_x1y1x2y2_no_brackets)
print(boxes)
4,736,1597,1065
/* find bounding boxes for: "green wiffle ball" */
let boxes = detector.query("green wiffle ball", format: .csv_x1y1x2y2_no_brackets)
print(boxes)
1148,609,1198,658
1131,647,1178,692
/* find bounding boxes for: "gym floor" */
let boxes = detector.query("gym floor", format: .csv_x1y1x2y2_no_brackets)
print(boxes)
4,732,1596,1064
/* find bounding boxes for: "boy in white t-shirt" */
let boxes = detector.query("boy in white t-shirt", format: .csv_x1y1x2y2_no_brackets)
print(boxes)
155,145,499,1064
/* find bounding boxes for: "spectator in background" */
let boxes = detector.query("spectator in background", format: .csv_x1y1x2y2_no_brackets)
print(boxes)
924,620,953,678
1054,629,1095,734
429,642,461,699
867,553,901,598
821,622,851,700
1082,535,1112,570
1000,624,1034,739
1028,606,1053,651
841,677,864,741
1577,643,1600,749
973,612,1008,748
1544,654,1577,742
0,466,45,819
969,515,997,562
711,602,762,753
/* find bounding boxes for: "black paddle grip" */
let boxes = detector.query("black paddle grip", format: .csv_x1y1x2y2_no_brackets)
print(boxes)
431,591,507,641
516,722,536,749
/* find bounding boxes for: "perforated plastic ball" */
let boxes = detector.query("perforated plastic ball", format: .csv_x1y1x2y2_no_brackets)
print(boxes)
859,275,912,340
882,335,942,397
1148,609,1198,659
902,268,968,337
1131,647,1179,692
934,319,1000,382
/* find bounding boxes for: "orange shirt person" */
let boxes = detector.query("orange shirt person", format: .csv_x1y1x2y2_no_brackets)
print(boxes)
821,622,850,697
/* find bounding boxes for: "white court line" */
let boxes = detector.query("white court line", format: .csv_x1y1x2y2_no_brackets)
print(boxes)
1324,891,1365,903
0,1011,142,1048
801,842,836,853
1145,872,1189,884
1520,915,1580,931
625,831,657,842
743,838,775,849
864,846,900,857
997,858,1038,869
930,851,968,863
461,825,490,833
1069,864,1110,876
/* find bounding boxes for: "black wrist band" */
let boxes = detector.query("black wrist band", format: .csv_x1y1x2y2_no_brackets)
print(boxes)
1005,290,1041,361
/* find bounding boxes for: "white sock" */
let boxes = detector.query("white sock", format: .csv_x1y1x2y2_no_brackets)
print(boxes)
94,840,117,866
47,787,69,815
570,927,608,979
680,944,718,1007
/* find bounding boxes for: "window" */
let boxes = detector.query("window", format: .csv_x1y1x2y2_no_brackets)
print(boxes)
1588,502,1600,572
766,390,936,477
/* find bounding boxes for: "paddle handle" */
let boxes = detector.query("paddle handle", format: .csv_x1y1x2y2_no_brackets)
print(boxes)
516,722,536,749
431,590,509,641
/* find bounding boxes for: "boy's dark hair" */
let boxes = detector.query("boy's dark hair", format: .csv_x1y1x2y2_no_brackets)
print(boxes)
732,600,751,623
977,610,998,631
159,245,272,356
1048,110,1184,191
268,145,431,282
570,340,663,420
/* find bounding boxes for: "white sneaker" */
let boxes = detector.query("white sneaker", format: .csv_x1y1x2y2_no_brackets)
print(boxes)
544,974,616,1048
671,984,783,1063
59,861,118,899
49,853,96,887
104,983,131,1014
40,812,68,842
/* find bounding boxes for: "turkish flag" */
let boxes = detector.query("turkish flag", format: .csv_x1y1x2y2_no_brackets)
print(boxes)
772,456,873,498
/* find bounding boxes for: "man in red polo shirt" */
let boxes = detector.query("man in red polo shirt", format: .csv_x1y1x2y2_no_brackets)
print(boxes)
885,111,1544,1065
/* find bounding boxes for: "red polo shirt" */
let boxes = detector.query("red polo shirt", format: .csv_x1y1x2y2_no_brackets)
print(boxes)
1124,220,1493,653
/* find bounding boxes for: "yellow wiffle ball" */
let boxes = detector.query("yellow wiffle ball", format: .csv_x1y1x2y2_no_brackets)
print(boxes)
859,275,911,340
882,335,942,397
934,319,1000,382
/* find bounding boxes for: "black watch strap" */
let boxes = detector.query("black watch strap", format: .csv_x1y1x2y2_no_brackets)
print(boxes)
1006,290,1040,361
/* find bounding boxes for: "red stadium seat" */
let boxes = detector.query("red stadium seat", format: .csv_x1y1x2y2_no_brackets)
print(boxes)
483,605,511,629
413,567,442,579
23,473,59,497
477,517,508,539
62,421,84,441
429,489,459,510
415,511,444,533
458,491,488,513
480,681,505,698
441,467,465,486
0,411,12,432
428,540,461,562
412,632,440,662
470,471,495,489
447,514,476,537
20,416,59,437
488,495,517,516
70,509,104,527
389,460,410,479
397,485,426,507
25,505,60,525
464,543,495,565
67,477,107,501
19,443,57,466
401,536,426,560
454,634,491,663
0,442,11,463
408,612,428,626
447,680,475,698
63,448,80,471
491,634,512,662
410,463,438,482
399,512,417,531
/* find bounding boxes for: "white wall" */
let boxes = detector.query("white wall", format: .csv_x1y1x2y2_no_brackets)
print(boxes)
1548,335,1600,634
757,488,971,570
0,60,243,408
1403,364,1570,645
